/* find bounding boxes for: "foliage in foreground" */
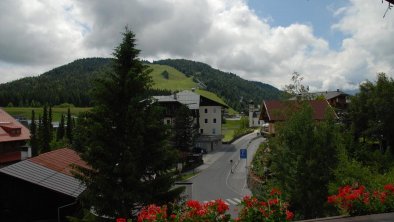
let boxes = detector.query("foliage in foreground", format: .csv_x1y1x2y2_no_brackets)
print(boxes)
328,184,394,216
135,189,293,222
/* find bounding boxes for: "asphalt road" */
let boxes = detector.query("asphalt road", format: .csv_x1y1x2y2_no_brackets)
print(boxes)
187,132,264,217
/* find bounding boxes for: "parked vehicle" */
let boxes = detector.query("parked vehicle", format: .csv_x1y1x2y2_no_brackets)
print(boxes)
192,147,208,154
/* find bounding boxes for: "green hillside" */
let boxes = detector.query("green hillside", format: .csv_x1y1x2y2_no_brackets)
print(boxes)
0,58,282,112
154,59,283,112
149,64,197,90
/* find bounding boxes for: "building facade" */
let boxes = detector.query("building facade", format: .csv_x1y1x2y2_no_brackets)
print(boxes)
0,108,30,167
154,90,228,151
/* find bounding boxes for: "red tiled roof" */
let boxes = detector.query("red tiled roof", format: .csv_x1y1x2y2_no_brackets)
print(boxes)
261,100,334,122
28,148,88,176
0,108,30,142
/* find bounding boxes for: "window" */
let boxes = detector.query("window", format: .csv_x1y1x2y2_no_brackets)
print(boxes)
200,129,203,134
166,119,171,125
212,128,216,134
204,108,208,113
205,118,208,123
213,118,216,123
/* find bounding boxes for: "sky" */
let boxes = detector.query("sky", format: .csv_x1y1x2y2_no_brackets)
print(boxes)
0,0,393,92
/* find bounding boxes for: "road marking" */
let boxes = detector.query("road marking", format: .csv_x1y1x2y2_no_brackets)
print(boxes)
226,199,237,205
224,201,230,206
233,198,242,203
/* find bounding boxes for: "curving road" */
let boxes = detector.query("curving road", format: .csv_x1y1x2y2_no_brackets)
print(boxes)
187,132,264,217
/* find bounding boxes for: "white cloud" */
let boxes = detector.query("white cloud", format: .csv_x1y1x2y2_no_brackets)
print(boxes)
0,0,393,93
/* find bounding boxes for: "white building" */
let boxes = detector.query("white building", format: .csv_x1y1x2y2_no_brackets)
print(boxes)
154,90,228,151
249,101,264,128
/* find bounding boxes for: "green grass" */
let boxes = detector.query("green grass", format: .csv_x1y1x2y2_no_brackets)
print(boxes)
3,107,91,121
222,119,242,142
148,64,197,90
180,171,198,181
148,64,237,113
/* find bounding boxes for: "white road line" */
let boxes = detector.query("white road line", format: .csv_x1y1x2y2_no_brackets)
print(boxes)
226,199,237,205
203,201,208,203
233,198,242,203
224,201,230,206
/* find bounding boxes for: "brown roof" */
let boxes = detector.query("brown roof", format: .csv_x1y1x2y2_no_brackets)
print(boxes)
261,100,334,122
0,108,30,142
29,148,88,176
0,148,87,197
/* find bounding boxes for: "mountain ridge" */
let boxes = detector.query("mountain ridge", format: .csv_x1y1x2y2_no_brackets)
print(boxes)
0,58,282,111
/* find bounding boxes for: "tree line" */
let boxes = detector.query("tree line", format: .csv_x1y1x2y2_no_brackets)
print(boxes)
30,106,74,156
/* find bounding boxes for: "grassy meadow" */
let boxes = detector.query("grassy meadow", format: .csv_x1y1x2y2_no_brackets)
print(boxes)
222,119,242,142
3,107,91,121
149,64,197,90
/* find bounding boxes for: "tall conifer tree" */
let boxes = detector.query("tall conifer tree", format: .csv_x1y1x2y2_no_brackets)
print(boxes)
66,108,73,143
40,105,51,153
73,28,181,218
30,110,38,156
57,114,65,141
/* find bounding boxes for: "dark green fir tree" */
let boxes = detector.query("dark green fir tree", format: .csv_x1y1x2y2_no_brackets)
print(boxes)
30,110,38,156
66,107,73,143
57,114,65,141
174,104,197,152
73,27,182,219
40,105,51,153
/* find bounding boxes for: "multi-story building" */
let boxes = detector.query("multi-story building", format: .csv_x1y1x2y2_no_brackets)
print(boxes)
0,108,30,167
154,90,228,152
248,100,264,128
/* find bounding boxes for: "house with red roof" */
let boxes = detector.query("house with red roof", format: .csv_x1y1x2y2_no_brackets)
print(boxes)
259,100,336,135
0,148,87,221
0,108,31,166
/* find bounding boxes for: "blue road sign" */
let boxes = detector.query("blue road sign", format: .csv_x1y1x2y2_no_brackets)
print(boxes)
240,149,247,159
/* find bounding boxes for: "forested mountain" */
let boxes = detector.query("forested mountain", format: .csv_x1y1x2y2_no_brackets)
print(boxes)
0,58,111,107
0,58,282,111
154,59,282,111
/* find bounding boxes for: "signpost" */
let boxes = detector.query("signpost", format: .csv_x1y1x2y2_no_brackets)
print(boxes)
240,149,247,159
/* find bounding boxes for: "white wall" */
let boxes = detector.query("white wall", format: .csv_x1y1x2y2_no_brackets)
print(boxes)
199,106,222,135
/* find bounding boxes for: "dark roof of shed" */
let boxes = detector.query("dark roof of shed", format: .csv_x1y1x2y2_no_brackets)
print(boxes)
0,148,87,197
261,100,333,121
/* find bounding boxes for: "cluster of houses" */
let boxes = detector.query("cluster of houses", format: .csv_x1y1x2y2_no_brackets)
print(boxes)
0,88,350,220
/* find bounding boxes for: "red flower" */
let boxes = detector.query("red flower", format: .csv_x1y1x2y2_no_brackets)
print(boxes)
384,184,394,193
215,199,229,214
327,195,337,204
268,198,279,205
116,218,126,222
186,200,201,210
270,188,282,196
286,210,294,221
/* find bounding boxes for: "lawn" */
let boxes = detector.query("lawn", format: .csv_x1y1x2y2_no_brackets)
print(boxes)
222,119,242,142
149,64,197,90
3,107,91,121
